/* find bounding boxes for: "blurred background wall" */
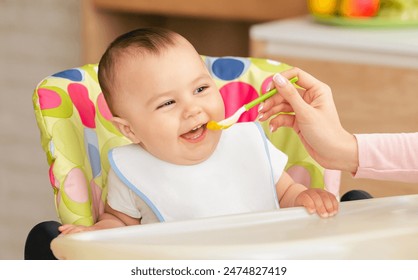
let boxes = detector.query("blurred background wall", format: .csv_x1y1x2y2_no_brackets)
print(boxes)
0,0,307,259
0,0,81,259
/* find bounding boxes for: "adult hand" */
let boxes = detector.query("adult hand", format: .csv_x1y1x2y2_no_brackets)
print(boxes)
258,67,358,173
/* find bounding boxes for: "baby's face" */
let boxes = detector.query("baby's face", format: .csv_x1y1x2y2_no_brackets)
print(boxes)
113,38,225,165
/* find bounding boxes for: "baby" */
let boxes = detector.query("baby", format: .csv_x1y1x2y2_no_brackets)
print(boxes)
59,27,338,234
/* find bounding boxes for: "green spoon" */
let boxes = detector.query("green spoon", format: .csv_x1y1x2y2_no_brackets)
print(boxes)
207,76,299,130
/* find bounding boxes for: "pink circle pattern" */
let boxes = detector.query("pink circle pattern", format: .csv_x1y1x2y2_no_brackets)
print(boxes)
38,88,62,110
97,93,113,121
219,82,259,122
68,83,96,128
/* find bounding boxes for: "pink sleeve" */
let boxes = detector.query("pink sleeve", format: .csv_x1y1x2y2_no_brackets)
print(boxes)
353,133,418,183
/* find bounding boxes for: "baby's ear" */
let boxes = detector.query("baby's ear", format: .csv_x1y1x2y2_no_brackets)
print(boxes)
111,117,140,144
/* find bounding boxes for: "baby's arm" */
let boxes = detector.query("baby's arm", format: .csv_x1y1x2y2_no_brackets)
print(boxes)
59,203,140,235
276,171,339,218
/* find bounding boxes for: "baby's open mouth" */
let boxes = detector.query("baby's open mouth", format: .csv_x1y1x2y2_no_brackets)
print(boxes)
181,123,207,141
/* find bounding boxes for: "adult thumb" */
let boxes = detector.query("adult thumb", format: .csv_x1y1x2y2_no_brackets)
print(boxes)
273,73,307,113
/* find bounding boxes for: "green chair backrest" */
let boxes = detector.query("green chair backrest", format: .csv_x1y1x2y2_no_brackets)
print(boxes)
32,56,339,225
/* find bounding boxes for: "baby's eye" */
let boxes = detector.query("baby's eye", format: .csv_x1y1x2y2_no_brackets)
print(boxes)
194,86,208,95
156,100,175,110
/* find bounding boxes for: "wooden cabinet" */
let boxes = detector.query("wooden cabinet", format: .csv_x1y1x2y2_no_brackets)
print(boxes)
81,0,308,63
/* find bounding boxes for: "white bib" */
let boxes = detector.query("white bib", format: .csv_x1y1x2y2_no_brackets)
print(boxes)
108,123,287,222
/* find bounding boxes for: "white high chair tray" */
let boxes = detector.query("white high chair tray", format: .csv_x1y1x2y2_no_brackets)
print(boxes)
51,194,418,259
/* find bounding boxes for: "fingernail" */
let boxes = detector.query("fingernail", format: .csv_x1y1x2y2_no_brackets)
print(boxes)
266,81,274,91
258,113,264,120
258,102,264,112
269,124,274,133
273,73,287,87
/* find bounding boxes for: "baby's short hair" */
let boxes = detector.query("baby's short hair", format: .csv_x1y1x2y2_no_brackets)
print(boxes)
98,27,179,115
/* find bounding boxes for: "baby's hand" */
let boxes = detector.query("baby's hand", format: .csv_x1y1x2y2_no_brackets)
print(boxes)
295,189,339,218
59,224,96,235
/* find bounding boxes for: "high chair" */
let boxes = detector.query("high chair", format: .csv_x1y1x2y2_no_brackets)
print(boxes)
26,56,341,259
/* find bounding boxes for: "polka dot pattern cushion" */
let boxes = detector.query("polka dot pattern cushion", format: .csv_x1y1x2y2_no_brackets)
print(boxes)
32,57,340,226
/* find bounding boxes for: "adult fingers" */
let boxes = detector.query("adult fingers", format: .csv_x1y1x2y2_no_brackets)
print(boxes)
272,72,311,114
258,102,293,122
280,67,324,93
268,114,297,132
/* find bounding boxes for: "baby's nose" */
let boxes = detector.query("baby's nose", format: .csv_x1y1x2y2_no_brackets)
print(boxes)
183,103,203,119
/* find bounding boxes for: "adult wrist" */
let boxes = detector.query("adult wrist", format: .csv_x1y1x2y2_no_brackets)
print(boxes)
340,132,359,174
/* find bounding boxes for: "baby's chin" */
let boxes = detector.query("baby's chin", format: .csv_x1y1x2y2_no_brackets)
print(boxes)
163,149,215,166
139,130,222,165
159,145,219,166
138,144,214,165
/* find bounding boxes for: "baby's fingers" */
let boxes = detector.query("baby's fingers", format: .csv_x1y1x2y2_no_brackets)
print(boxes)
59,224,87,235
297,190,336,218
319,191,339,217
58,224,75,235
295,192,316,215
310,191,330,218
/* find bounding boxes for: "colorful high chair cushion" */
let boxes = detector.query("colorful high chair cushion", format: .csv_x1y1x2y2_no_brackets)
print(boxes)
32,56,340,226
